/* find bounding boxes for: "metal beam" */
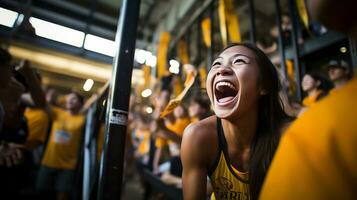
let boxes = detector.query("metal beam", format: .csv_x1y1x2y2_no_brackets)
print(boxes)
207,0,216,71
97,0,141,199
349,38,357,69
274,0,287,80
248,0,257,43
288,0,302,101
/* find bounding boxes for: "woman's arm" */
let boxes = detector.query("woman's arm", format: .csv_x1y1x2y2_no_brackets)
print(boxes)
17,60,46,108
153,147,163,174
181,123,211,200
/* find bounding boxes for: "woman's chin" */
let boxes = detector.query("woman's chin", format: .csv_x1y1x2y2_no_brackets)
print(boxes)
214,106,239,119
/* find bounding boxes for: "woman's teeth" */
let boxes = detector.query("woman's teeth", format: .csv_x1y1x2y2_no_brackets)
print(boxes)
216,81,235,90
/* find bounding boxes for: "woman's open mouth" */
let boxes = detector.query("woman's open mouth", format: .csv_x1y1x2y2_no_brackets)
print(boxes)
214,80,238,106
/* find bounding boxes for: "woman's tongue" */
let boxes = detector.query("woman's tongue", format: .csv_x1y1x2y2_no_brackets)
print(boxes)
215,85,237,103
218,96,234,103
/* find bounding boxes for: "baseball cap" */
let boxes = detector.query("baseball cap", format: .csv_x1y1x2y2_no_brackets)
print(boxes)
326,60,349,70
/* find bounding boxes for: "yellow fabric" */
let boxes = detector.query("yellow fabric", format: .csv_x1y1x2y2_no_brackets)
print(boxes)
218,0,241,46
157,32,170,79
296,0,309,30
199,65,207,89
155,136,167,148
167,117,191,137
136,129,151,155
218,0,228,47
24,108,49,147
260,78,357,200
142,65,151,88
329,87,340,96
175,40,190,96
190,117,199,123
286,60,297,96
210,152,250,200
225,0,241,43
155,117,191,148
56,95,67,107
160,71,197,118
42,107,85,169
201,17,211,48
178,40,190,65
173,76,184,97
302,90,322,107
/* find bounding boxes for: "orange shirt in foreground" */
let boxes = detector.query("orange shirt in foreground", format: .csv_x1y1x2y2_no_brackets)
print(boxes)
260,78,357,200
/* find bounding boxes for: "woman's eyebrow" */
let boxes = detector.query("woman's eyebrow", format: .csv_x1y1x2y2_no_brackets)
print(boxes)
232,53,252,59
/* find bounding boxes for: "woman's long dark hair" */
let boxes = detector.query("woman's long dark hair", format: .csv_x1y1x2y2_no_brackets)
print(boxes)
221,43,294,199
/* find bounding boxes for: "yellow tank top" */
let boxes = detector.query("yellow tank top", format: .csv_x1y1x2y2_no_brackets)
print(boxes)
209,119,250,200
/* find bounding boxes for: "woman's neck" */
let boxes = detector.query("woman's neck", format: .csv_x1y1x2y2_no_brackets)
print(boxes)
221,106,258,151
307,88,319,97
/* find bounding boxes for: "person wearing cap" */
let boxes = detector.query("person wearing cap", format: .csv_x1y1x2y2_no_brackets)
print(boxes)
259,0,357,199
327,59,351,94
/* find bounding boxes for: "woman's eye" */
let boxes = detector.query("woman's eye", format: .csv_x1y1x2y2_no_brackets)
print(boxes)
212,62,221,67
234,58,246,64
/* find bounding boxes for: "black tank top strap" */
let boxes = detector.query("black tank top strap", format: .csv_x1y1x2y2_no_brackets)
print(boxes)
217,118,224,150
217,118,229,153
208,117,224,176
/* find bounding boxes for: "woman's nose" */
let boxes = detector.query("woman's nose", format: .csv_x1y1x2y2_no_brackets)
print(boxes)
216,66,233,76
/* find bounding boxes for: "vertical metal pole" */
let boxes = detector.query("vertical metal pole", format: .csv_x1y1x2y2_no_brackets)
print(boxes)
208,0,215,70
83,105,94,200
288,0,302,101
274,0,287,80
97,0,141,199
248,0,257,43
348,38,357,70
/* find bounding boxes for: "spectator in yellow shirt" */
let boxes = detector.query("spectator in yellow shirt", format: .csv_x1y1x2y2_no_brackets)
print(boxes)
301,73,332,107
153,105,190,174
24,108,50,151
36,91,85,200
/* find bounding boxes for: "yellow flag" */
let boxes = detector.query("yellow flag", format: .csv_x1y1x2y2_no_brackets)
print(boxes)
199,65,207,89
286,60,296,96
160,70,197,118
226,0,241,43
178,40,190,64
218,0,228,47
157,32,170,79
142,65,151,88
201,17,211,48
218,0,241,46
296,0,309,30
173,76,184,97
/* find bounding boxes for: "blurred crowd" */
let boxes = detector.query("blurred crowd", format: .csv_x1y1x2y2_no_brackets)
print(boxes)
0,49,86,200
0,34,354,199
0,0,356,199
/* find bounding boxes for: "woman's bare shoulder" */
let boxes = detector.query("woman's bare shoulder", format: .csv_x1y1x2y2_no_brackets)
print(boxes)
184,116,217,141
182,116,218,165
